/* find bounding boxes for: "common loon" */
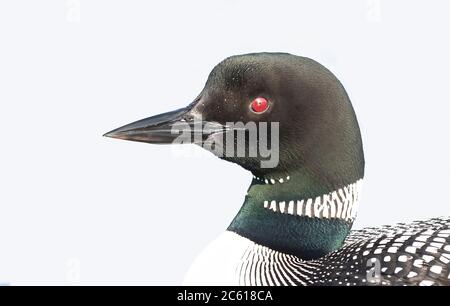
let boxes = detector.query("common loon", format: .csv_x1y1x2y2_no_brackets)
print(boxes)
105,53,450,286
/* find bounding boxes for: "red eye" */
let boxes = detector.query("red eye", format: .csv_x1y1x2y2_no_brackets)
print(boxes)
250,97,269,113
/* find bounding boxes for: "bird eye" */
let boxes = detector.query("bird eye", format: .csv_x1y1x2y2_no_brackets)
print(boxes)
250,97,269,113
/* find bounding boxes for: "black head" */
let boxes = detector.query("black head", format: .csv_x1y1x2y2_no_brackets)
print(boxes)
105,53,364,191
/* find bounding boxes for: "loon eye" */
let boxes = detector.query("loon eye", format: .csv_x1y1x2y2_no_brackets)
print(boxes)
250,97,269,113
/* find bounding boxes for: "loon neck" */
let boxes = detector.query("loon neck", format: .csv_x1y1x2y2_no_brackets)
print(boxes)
228,170,363,260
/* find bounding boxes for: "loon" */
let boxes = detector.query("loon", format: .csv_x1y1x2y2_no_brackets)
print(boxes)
105,53,450,286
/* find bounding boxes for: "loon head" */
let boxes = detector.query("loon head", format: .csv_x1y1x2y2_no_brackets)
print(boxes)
105,53,365,259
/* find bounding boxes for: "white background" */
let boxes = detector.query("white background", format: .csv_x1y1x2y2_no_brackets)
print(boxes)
0,0,449,285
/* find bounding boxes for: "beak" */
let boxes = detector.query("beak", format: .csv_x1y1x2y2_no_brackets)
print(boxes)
104,105,227,145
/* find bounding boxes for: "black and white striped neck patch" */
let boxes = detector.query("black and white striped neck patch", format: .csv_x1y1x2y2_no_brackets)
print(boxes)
262,180,363,222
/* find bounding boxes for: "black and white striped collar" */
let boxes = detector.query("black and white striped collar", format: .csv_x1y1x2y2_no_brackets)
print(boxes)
262,179,363,222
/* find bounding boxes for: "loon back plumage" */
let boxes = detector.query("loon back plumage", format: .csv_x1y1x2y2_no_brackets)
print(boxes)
105,53,450,286
234,217,450,286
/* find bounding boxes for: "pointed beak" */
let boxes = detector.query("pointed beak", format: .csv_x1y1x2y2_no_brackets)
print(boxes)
104,105,227,145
